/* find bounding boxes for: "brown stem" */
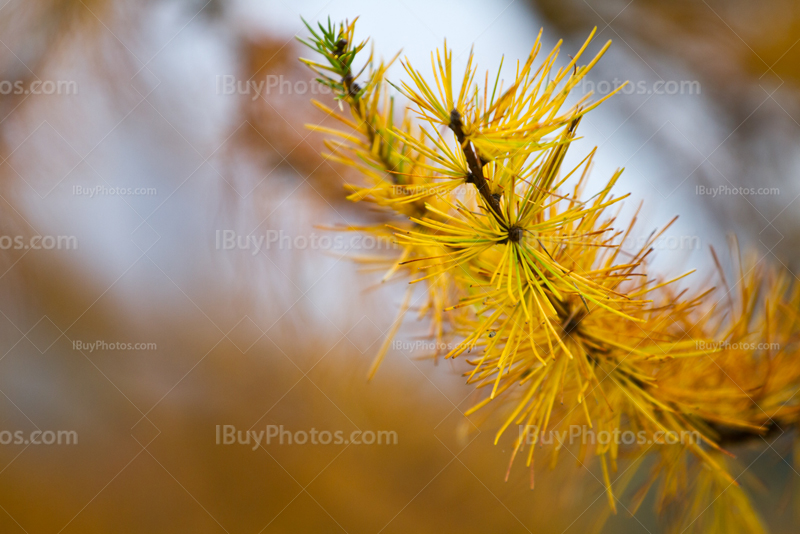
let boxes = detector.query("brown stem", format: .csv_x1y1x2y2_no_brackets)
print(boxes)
708,420,783,447
448,109,505,225
336,45,401,184
448,108,780,450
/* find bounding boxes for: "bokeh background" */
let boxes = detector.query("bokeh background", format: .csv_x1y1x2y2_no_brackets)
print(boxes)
0,0,798,532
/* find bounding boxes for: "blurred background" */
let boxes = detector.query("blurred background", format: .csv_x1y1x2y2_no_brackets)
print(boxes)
0,0,797,532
